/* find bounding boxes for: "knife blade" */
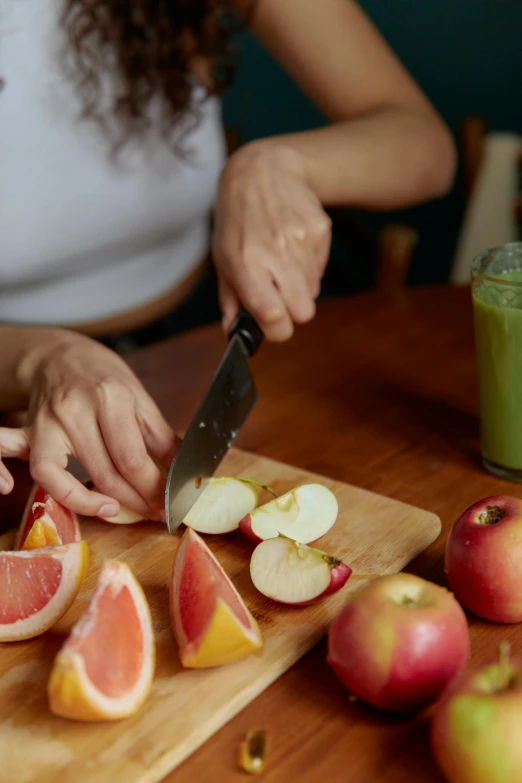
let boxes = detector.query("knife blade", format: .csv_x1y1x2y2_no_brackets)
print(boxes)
164,310,263,533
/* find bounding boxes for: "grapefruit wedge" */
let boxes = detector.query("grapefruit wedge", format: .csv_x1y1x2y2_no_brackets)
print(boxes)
15,484,81,550
48,560,155,721
170,528,262,668
0,542,89,642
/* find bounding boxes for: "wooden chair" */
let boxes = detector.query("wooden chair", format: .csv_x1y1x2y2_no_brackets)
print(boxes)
375,223,418,292
451,117,521,283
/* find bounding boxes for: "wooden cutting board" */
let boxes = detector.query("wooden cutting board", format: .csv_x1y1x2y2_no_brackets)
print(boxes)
0,449,441,783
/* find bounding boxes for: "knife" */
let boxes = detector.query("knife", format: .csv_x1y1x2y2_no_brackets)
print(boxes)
164,310,263,533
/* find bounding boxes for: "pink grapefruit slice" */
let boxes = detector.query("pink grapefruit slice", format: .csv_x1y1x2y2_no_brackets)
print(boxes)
48,560,155,721
170,528,262,668
15,484,81,550
0,541,89,642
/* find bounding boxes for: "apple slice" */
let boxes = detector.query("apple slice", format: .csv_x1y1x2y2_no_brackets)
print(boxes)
239,483,338,545
183,477,259,535
87,483,148,524
250,536,351,605
97,506,147,524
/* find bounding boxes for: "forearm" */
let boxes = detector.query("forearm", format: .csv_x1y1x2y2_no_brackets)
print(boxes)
0,326,75,410
255,107,457,211
242,0,457,210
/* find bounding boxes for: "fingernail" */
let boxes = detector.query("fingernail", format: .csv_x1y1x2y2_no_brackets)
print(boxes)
0,477,9,494
264,308,284,324
98,503,119,518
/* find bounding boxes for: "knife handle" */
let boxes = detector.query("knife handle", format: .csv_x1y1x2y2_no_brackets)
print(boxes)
229,309,264,357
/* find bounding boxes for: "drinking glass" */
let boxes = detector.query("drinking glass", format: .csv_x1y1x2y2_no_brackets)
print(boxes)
472,242,522,481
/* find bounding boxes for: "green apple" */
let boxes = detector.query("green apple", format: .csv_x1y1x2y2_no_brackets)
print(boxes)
431,644,522,783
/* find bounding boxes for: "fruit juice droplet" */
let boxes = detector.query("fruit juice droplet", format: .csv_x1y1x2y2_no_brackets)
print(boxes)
238,728,268,774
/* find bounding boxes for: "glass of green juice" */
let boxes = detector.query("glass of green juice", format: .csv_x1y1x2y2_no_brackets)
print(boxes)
472,242,522,481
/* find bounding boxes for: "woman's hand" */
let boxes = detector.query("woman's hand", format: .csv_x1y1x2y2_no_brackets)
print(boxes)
212,142,332,341
0,331,178,521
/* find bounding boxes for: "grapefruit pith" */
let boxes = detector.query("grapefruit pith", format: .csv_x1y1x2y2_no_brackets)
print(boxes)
170,528,262,668
15,484,81,550
0,542,89,642
48,560,155,721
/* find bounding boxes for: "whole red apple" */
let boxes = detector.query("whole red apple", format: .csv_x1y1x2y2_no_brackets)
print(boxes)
431,644,522,783
445,495,522,623
326,573,470,713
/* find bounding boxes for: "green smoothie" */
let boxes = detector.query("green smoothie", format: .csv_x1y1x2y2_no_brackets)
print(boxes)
473,268,522,474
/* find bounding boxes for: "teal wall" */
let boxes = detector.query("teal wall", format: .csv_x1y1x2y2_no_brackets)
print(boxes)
222,1,522,286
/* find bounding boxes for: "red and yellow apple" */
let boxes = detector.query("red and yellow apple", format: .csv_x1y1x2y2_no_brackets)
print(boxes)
183,477,259,534
327,572,470,712
445,495,522,623
431,644,522,783
249,536,351,605
239,483,338,544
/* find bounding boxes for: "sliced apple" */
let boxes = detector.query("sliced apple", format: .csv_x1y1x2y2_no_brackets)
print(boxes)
97,506,147,524
239,483,338,545
250,536,351,605
183,477,259,535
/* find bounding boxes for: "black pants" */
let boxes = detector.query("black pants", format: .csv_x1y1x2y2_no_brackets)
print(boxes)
99,263,222,355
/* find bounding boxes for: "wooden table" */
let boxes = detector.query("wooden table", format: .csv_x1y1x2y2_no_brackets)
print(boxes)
5,285,522,781
123,284,520,783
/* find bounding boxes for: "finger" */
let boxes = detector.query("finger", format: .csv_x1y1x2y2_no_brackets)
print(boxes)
0,426,31,494
283,211,330,300
136,404,181,470
29,421,121,517
273,249,316,324
298,241,324,299
223,261,294,342
217,275,241,333
49,406,154,519
245,278,294,341
97,399,167,517
0,427,31,460
0,461,14,495
305,213,332,292
309,227,331,296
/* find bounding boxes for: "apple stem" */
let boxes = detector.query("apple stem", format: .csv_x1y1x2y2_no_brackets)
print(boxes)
477,505,505,525
236,477,279,498
323,554,342,567
279,535,346,567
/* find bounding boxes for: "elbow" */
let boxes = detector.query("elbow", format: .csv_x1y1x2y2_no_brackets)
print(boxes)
416,116,458,201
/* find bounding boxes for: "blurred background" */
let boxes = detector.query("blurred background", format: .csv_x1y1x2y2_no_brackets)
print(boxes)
222,0,522,296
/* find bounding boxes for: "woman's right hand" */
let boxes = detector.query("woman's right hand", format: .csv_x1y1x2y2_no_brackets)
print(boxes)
0,331,178,522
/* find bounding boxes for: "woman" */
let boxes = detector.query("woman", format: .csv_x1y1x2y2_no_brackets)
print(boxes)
0,0,456,522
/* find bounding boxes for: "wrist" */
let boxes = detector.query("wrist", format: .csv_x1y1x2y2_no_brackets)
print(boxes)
255,135,321,186
15,328,82,397
224,137,308,184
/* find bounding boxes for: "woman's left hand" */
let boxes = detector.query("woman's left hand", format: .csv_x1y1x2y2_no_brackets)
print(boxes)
212,142,332,341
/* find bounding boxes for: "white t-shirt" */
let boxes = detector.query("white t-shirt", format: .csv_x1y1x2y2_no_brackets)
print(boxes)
0,0,227,325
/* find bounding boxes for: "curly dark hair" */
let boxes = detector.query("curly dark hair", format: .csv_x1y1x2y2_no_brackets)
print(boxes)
61,0,251,153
